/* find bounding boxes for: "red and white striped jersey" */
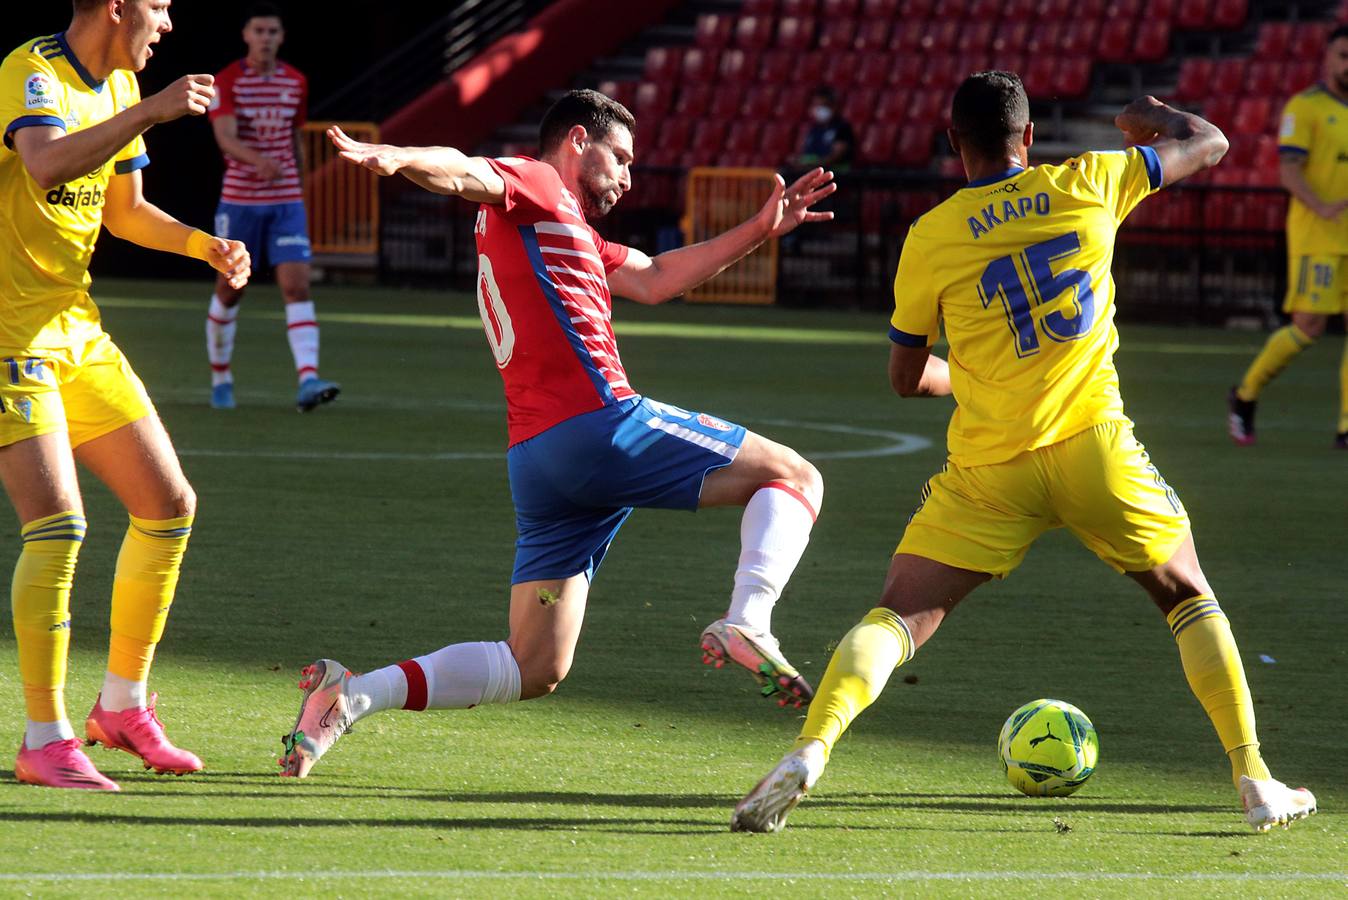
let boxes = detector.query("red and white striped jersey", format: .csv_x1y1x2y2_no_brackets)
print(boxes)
208,59,307,205
475,157,635,446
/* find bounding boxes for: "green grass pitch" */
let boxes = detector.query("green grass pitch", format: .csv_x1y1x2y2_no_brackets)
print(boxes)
0,278,1343,897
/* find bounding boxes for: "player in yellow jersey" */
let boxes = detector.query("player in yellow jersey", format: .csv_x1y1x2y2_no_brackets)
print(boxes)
0,0,250,790
733,72,1317,835
1231,25,1348,449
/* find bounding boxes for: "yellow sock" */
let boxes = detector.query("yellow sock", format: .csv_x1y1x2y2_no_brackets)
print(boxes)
1167,595,1270,788
107,514,193,683
1338,340,1347,434
11,512,85,723
795,608,914,758
1236,324,1314,402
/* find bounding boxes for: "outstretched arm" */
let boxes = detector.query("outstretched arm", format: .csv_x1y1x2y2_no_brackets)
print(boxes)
103,170,250,289
327,125,505,203
1114,95,1228,187
608,168,836,304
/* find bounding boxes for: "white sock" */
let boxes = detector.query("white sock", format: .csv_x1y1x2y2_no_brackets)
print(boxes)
285,300,320,384
25,718,75,750
99,671,147,713
347,641,521,721
206,294,238,386
726,483,817,634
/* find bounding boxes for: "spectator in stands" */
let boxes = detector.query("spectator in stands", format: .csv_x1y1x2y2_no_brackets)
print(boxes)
1228,24,1348,450
791,87,855,171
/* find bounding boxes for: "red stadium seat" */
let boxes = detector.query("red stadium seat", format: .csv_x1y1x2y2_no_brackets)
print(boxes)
710,85,746,119
858,122,899,164
908,88,946,123
1060,21,1101,57
992,22,1031,54
890,55,923,88
1211,59,1244,96
1025,23,1064,57
759,50,793,84
741,86,779,120
855,53,891,88
790,51,827,84
1036,0,1073,18
855,20,893,51
673,83,712,118
736,16,776,51
760,122,798,161
1143,0,1177,19
634,82,673,118
823,51,862,87
719,49,761,83
825,0,863,14
861,0,900,16
900,0,935,16
890,20,925,53
782,0,819,14
1282,61,1318,97
691,119,730,153
895,125,935,167
1022,56,1056,97
658,119,693,153
1224,133,1258,167
681,48,718,82
777,17,818,51
778,85,813,118
874,86,912,121
1133,20,1171,62
922,22,961,53
968,0,1001,17
1097,19,1136,63
957,52,993,79
1242,61,1280,97
725,121,763,154
1173,58,1212,102
1254,22,1293,60
743,0,777,13
1249,135,1281,186
922,54,963,90
1175,0,1211,30
695,14,734,50
1054,57,1093,98
1102,0,1140,17
1002,0,1037,17
842,87,880,124
959,23,996,54
998,53,1028,80
597,79,636,110
1202,94,1236,130
818,19,859,52
1290,23,1329,59
643,47,682,83
1209,0,1247,30
942,0,971,16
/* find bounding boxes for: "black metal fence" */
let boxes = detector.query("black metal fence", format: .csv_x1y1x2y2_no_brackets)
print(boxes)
377,168,1291,325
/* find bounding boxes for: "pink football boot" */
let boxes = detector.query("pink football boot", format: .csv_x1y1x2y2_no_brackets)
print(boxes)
85,693,204,775
15,738,120,791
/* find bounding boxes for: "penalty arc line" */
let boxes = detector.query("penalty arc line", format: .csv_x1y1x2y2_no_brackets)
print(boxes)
1,870,1343,884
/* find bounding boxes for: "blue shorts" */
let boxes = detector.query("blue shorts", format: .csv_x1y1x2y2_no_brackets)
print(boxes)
507,396,746,584
214,201,311,270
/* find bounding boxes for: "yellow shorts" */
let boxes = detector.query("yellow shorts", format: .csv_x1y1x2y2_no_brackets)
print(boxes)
1283,254,1348,314
897,420,1190,577
0,331,155,450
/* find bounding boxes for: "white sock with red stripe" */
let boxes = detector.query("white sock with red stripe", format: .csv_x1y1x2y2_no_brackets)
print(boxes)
285,300,320,384
346,641,521,721
726,481,818,635
205,295,237,386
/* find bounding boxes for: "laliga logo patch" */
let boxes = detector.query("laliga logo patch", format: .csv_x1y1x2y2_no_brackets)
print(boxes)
25,73,53,109
697,413,732,432
12,398,32,423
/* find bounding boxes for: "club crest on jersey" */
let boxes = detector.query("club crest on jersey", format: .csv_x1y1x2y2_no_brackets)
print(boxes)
697,413,733,432
11,398,32,423
25,73,53,109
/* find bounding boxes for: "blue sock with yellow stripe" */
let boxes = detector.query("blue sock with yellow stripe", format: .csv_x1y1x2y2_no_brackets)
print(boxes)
1167,594,1270,787
12,511,85,738
105,514,193,707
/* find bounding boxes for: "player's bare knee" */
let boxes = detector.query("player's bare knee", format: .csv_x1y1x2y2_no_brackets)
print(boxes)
770,452,823,510
518,661,569,700
281,288,310,305
1292,314,1326,339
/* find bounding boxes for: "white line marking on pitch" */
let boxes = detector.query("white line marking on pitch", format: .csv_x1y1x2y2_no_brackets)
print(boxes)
1,870,1342,884
174,420,932,463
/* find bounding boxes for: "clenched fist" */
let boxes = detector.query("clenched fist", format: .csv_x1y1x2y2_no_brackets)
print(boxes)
143,74,216,124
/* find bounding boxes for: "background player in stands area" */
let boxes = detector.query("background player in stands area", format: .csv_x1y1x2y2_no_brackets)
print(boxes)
1229,24,1348,450
275,89,838,779
733,73,1316,835
1,0,250,790
204,2,338,412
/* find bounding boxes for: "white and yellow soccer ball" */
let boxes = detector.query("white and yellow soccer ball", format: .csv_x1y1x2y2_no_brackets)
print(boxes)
998,698,1098,797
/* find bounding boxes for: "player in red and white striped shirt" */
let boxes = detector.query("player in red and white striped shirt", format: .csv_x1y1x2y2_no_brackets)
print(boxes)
277,91,841,780
203,3,338,412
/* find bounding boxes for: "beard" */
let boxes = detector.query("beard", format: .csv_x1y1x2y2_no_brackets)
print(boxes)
577,168,620,219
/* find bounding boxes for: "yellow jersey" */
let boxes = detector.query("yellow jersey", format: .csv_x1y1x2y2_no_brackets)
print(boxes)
1279,85,1348,254
0,33,147,351
890,146,1162,467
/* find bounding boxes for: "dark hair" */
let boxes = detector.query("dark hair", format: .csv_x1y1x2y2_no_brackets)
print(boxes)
1330,24,1348,44
539,89,636,154
245,2,284,25
951,71,1030,159
811,85,836,103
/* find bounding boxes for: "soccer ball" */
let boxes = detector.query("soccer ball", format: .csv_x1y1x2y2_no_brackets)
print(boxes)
998,698,1098,797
